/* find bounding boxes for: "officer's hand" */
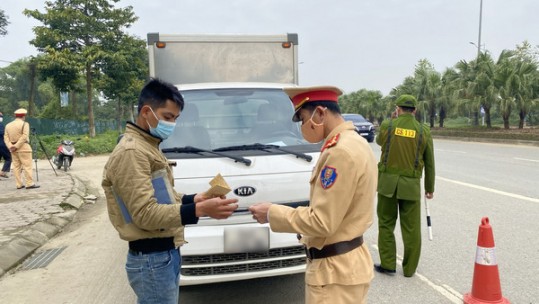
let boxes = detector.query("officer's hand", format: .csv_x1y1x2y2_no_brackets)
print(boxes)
196,197,238,219
425,192,434,199
249,202,272,224
9,146,17,152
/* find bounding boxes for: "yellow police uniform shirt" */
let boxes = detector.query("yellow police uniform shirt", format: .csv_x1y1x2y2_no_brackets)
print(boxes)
4,118,32,153
269,121,377,285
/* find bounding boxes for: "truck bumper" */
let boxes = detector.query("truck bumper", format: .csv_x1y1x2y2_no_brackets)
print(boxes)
180,222,306,286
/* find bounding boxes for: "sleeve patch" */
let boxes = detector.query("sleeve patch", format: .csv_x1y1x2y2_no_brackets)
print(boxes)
320,166,338,189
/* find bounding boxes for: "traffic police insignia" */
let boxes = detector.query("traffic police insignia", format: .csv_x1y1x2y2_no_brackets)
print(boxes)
320,166,338,189
321,133,340,152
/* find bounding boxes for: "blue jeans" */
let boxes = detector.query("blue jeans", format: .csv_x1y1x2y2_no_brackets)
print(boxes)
126,248,181,304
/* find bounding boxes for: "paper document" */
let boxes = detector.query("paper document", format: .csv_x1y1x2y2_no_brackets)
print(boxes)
206,173,231,197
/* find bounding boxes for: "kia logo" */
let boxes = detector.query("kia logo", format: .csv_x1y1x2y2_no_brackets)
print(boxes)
234,186,256,197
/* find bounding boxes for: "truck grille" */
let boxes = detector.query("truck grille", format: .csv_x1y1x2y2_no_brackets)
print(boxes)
181,245,305,276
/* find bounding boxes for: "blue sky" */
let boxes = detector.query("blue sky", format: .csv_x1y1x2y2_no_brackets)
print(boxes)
1,0,538,95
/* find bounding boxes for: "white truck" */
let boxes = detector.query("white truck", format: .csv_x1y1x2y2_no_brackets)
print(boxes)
147,33,320,285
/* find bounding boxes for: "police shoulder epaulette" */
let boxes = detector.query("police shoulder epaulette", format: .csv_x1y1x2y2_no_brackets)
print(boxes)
321,133,340,152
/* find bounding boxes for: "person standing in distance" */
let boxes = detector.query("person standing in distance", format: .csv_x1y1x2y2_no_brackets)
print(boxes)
102,78,238,304
249,86,378,304
0,112,12,178
3,108,39,189
374,94,435,278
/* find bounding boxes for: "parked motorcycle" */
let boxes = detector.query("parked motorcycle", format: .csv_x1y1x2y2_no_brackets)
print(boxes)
53,140,75,172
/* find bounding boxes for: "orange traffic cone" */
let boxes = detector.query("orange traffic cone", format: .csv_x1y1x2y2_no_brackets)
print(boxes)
464,217,510,304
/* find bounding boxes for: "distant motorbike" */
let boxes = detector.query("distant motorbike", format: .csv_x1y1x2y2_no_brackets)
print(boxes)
53,140,75,172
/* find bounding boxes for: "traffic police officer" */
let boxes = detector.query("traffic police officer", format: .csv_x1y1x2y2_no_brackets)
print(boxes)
250,86,378,304
374,94,435,277
3,108,40,189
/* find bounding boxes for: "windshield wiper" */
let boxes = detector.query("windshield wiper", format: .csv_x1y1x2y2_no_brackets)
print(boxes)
161,146,251,166
214,143,312,162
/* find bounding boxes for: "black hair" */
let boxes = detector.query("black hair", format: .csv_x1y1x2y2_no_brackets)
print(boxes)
399,106,415,113
137,78,184,114
301,101,341,115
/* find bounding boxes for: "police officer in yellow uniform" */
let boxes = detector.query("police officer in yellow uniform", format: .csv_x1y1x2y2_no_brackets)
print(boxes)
250,86,378,304
3,108,40,189
374,94,435,278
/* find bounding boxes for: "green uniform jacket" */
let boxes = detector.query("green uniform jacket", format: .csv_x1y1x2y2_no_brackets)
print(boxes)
376,113,435,200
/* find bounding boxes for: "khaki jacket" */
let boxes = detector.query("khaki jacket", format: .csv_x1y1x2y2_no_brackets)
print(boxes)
4,118,32,153
269,121,377,285
102,123,189,246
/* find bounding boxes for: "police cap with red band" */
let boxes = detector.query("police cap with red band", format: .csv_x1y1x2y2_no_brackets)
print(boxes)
283,86,343,122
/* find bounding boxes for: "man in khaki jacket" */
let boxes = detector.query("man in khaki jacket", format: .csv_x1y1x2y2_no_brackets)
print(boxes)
250,86,378,304
102,78,238,304
3,108,39,189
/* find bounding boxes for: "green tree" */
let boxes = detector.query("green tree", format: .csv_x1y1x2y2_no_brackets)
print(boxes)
414,59,441,128
512,41,539,128
0,59,48,114
0,9,9,36
454,59,481,126
24,0,138,137
439,68,460,128
98,34,148,131
494,50,518,129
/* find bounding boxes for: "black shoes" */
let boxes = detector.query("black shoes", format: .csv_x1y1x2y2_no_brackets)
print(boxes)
374,264,396,276
26,184,40,189
17,186,25,189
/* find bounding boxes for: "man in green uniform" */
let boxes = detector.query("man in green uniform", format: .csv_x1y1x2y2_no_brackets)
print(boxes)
374,94,435,278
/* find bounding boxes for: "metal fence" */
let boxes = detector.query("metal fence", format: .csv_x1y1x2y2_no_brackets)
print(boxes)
1,116,119,135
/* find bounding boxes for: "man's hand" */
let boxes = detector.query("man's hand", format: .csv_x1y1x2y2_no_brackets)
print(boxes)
249,202,272,224
9,146,17,152
194,192,227,203
196,197,238,219
425,192,434,199
194,192,208,203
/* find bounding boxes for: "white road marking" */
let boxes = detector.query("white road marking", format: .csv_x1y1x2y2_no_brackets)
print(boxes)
514,157,539,163
371,244,462,303
436,149,467,154
438,176,539,203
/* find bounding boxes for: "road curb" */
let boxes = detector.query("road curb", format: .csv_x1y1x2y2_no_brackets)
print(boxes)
0,175,87,278
432,135,539,147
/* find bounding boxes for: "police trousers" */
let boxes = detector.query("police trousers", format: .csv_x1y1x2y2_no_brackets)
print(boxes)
11,151,33,188
306,282,370,304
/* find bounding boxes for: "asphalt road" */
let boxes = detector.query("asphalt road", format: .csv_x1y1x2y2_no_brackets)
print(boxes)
0,139,537,303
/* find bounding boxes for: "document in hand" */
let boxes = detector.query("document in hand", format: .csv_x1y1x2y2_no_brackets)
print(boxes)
206,173,231,198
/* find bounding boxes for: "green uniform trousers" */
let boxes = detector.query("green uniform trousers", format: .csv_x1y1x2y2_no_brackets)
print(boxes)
377,192,421,276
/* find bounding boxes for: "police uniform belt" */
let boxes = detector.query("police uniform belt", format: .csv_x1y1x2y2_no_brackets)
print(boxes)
305,236,363,260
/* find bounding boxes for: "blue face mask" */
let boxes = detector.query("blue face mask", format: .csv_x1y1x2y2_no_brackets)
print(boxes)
146,107,176,140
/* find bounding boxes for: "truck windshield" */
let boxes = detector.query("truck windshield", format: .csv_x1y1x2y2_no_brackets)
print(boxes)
160,88,317,153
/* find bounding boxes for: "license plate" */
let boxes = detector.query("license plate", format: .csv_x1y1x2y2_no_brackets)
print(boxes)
224,226,269,253
360,133,368,135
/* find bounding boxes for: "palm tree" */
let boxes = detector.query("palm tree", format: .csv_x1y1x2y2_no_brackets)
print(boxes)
439,68,460,128
414,59,441,128
512,57,538,128
494,50,518,129
454,59,481,126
